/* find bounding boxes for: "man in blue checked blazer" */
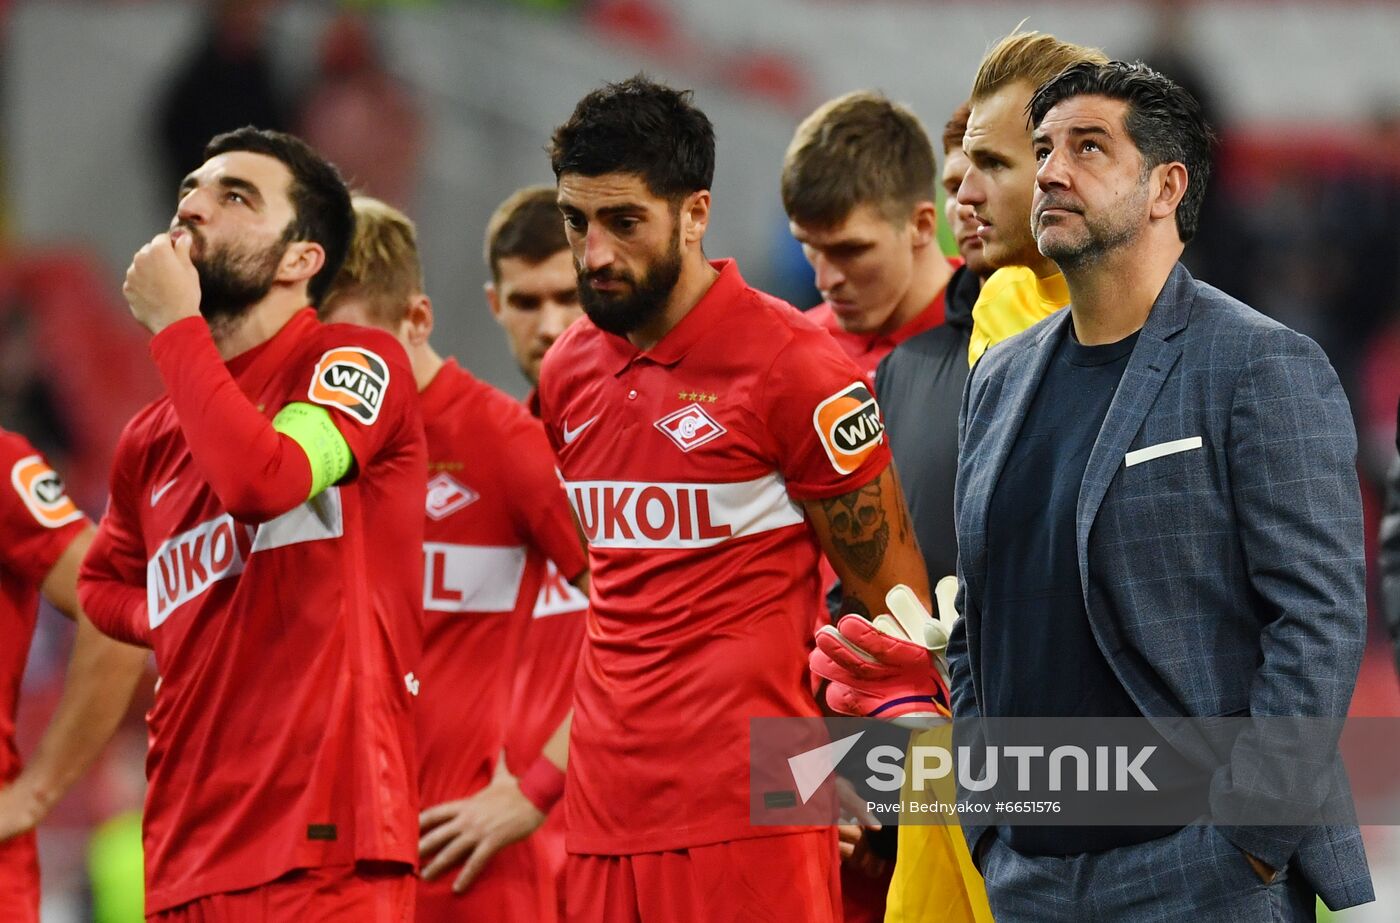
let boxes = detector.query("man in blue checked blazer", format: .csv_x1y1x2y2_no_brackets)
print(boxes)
948,62,1373,920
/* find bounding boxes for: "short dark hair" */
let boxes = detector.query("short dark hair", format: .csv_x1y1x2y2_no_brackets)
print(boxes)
203,126,354,305
548,75,715,200
781,91,936,227
484,185,569,282
1028,61,1215,242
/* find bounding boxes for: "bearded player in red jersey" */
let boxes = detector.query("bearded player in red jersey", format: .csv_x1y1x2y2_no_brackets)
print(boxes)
79,128,426,921
542,76,936,923
320,195,587,922
483,185,591,920
0,431,147,923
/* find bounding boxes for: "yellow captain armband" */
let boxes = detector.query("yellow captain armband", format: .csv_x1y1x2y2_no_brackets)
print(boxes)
272,402,354,500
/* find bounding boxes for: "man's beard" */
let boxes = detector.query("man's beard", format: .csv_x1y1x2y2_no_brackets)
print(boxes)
577,235,683,337
183,225,290,323
1034,179,1149,270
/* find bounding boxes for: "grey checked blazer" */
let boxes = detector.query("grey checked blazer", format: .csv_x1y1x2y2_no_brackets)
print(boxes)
948,263,1373,910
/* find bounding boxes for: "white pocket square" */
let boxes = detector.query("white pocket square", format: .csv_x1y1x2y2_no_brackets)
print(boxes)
1125,436,1203,468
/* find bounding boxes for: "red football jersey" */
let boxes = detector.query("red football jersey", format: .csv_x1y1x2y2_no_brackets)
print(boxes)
539,260,891,854
512,384,589,775
0,431,88,788
0,431,88,909
79,309,426,914
416,359,586,809
504,560,588,771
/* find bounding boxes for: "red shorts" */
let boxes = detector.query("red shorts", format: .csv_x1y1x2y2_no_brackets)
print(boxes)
150,862,413,923
566,830,840,923
0,830,39,923
416,833,557,922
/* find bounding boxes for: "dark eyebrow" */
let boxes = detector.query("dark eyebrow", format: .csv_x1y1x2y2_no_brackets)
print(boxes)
218,176,264,206
822,237,876,251
596,204,647,219
1034,124,1111,145
556,201,647,220
177,174,264,206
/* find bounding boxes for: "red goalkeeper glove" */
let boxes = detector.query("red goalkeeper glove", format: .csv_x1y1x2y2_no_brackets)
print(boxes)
810,580,958,726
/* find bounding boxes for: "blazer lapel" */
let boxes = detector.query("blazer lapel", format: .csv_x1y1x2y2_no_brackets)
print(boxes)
1075,263,1194,597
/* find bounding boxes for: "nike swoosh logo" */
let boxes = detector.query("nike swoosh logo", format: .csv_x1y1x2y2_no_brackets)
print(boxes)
562,415,599,445
150,478,178,507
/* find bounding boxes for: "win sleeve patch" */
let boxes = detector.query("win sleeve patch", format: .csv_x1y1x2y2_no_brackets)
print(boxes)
812,382,886,475
307,347,390,425
10,454,84,528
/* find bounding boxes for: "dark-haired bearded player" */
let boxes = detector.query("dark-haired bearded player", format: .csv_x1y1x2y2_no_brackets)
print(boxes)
79,128,425,922
542,76,939,923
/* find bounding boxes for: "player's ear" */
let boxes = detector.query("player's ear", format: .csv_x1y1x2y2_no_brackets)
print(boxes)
401,294,434,346
485,282,503,321
909,200,939,249
279,240,325,285
680,191,710,247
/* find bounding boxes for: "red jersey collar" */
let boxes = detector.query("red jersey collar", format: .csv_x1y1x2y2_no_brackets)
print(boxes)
600,259,745,375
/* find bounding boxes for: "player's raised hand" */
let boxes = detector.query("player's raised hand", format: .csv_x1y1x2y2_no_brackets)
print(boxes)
123,231,201,335
418,755,547,893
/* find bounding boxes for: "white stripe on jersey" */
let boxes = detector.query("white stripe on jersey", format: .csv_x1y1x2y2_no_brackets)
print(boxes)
251,488,344,551
532,559,589,618
423,543,528,613
564,474,804,550
146,489,345,628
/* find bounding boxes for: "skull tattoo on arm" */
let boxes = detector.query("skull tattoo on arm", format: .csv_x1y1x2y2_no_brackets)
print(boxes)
818,480,890,582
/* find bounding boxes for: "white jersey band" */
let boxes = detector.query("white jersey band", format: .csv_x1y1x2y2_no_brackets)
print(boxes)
564,474,804,550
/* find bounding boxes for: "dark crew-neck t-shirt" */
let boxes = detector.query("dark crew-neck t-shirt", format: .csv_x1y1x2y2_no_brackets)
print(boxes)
981,324,1204,855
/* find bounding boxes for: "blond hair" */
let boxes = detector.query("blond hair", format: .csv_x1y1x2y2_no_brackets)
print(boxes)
970,30,1108,104
781,91,936,227
323,195,423,324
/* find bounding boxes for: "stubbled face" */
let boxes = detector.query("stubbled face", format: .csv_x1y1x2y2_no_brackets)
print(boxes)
1032,95,1151,270
556,172,683,338
789,203,919,335
959,82,1043,270
488,250,583,385
172,150,297,321
941,147,990,277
